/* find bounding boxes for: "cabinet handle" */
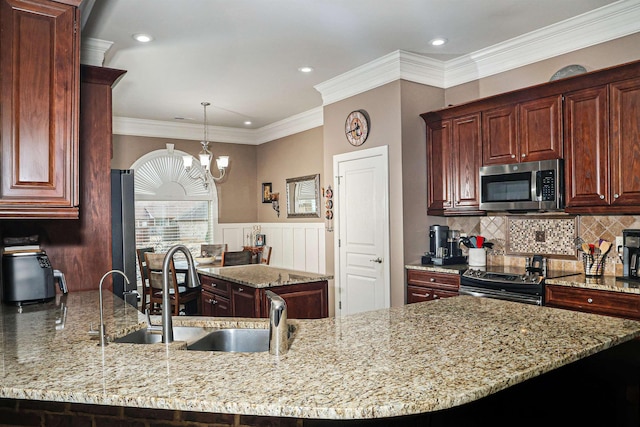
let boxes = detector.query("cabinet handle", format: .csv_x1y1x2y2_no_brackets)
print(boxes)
412,293,430,298
238,287,243,292
511,154,516,158
587,298,593,304
212,283,217,287
207,298,217,304
599,195,605,200
614,193,619,199
430,278,435,282
521,153,526,158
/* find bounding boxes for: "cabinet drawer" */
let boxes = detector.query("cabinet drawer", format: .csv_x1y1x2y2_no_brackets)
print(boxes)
407,269,460,291
199,275,230,296
545,285,640,320
407,285,458,304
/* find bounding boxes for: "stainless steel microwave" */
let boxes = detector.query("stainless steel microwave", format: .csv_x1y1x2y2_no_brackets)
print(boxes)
479,159,563,212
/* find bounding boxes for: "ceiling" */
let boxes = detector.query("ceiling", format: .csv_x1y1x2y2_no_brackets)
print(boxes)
81,0,637,143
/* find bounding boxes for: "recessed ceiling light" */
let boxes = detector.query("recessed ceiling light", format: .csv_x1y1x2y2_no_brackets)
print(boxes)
298,66,314,73
244,121,252,126
430,38,447,46
133,33,153,43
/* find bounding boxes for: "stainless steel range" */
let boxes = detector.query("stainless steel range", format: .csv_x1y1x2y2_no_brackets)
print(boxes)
460,265,579,306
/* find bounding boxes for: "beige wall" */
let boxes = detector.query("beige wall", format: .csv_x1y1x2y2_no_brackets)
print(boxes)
445,32,640,106
255,127,324,223
323,81,405,307
400,80,446,268
111,134,258,223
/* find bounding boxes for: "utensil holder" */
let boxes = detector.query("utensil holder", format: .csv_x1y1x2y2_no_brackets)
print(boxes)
468,248,486,267
582,253,606,276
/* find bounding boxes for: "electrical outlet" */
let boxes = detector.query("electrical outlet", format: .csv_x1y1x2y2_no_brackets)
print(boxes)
616,236,624,252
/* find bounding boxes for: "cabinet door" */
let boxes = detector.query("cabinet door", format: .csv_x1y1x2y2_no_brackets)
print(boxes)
519,95,563,162
426,120,453,213
452,114,482,209
231,284,260,317
564,85,609,209
202,290,231,317
482,105,518,165
265,281,329,319
610,77,640,208
0,0,79,218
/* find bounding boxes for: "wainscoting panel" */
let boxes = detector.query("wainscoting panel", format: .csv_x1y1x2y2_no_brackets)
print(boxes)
216,223,326,273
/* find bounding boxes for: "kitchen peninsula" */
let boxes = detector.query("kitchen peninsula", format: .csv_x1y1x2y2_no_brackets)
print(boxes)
0,291,639,426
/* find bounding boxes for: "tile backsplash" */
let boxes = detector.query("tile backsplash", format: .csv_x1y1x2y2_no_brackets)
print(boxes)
446,214,640,276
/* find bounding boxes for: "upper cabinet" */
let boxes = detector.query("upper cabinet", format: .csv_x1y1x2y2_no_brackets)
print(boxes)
0,0,81,219
482,95,562,165
423,59,640,216
565,76,640,213
424,113,483,216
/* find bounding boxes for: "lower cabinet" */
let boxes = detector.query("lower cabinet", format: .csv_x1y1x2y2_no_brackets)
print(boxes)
545,284,640,321
200,274,328,319
406,269,460,304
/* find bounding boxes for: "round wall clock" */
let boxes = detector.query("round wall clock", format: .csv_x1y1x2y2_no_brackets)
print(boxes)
345,110,370,146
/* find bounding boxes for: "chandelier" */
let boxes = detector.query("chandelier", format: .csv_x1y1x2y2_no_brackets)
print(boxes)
183,101,229,187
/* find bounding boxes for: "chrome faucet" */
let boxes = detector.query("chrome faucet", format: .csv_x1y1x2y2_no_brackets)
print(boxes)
96,269,130,347
265,290,288,355
161,245,200,343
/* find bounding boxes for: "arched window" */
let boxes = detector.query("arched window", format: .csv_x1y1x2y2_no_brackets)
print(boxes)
131,148,219,256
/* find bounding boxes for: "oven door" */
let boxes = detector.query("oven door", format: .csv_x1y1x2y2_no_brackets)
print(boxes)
459,285,543,305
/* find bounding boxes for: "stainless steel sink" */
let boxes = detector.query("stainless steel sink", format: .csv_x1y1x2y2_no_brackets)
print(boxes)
187,328,270,353
114,326,209,344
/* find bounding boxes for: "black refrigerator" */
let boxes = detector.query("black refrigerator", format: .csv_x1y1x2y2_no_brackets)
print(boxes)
111,169,138,307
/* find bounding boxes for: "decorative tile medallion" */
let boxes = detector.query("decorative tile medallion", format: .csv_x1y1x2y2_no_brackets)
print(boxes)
506,215,577,258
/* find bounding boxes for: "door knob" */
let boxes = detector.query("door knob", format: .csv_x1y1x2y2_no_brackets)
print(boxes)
370,257,383,263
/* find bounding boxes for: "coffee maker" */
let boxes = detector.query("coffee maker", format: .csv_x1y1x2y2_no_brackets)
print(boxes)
622,229,640,280
429,225,448,256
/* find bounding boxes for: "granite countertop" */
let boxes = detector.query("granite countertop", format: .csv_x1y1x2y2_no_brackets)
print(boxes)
1,291,639,420
405,262,467,274
197,264,333,288
546,273,640,295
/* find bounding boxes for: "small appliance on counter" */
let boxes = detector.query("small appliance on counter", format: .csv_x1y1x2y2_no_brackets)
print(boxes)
619,229,640,281
424,225,467,265
1,238,68,306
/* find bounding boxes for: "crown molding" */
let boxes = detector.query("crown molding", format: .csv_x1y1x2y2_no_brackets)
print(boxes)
80,37,113,67
111,0,640,143
314,50,444,106
315,0,640,104
443,0,640,87
112,107,323,144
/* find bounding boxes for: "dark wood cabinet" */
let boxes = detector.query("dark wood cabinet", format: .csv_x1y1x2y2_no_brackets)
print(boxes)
406,269,460,304
231,283,261,318
263,281,329,319
482,95,562,166
564,76,640,213
200,274,328,319
564,85,609,210
545,284,640,321
609,77,640,209
201,276,232,317
0,0,81,218
424,114,482,216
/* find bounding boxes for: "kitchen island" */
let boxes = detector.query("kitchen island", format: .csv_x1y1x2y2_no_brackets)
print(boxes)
0,291,639,426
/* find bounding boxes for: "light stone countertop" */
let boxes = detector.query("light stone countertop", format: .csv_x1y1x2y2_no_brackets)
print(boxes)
405,263,467,275
196,264,333,288
546,273,640,295
1,291,639,420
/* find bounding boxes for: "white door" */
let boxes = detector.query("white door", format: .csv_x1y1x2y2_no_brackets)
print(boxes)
334,146,390,316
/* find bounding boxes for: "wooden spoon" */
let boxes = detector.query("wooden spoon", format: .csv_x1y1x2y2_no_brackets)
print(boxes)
581,243,591,253
599,240,612,256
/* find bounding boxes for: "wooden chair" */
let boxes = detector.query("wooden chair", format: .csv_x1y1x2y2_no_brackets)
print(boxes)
136,247,155,313
200,243,227,266
260,245,272,265
144,252,201,315
221,250,252,266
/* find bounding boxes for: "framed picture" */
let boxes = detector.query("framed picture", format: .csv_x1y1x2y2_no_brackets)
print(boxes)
255,234,266,247
262,183,272,203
